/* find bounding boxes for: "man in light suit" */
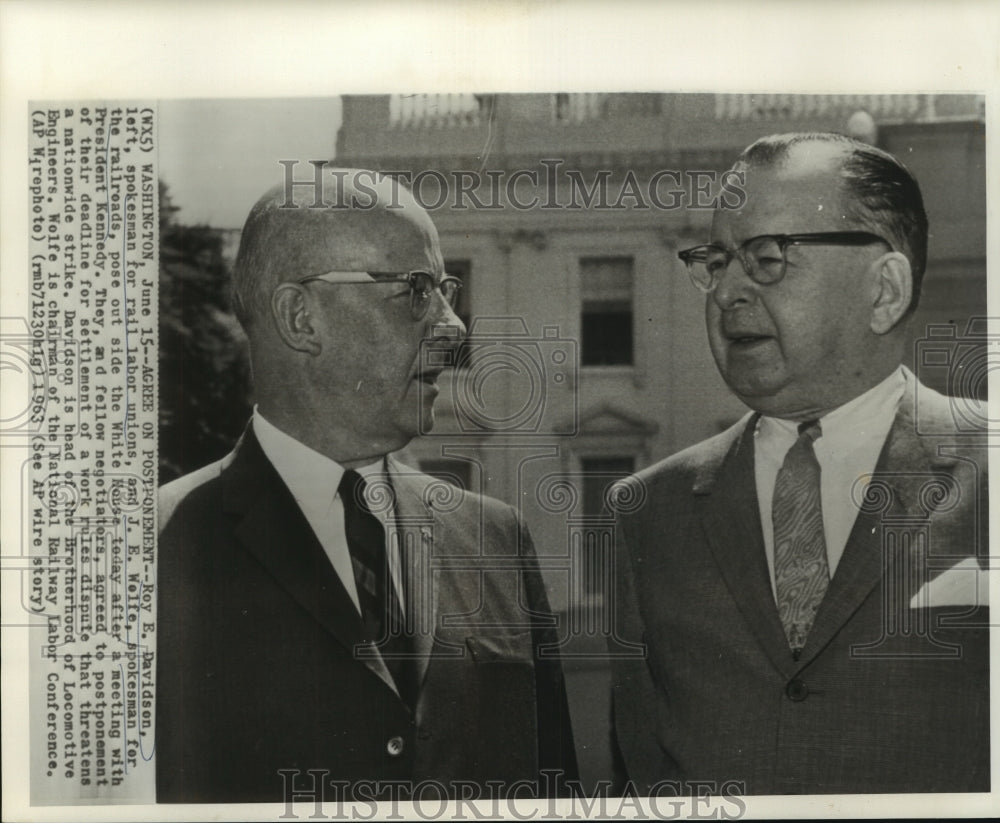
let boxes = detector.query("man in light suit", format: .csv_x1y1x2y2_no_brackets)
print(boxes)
611,133,989,795
156,169,577,803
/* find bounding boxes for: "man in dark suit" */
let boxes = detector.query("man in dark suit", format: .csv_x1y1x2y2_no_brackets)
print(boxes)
611,133,989,795
156,169,576,803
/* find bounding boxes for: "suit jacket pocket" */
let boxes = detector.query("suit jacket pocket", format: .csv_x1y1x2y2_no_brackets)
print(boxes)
465,632,533,663
464,631,540,779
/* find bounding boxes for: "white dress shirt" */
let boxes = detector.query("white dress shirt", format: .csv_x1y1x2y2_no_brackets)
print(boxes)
754,368,906,597
252,408,404,615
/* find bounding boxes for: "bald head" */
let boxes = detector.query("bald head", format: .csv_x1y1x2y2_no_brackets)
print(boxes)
733,133,928,316
231,168,440,333
228,168,461,463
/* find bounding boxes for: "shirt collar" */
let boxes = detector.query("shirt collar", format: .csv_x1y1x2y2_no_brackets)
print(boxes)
253,407,384,509
757,367,906,451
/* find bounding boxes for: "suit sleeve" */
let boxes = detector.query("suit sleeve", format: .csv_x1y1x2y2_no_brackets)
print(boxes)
518,516,580,792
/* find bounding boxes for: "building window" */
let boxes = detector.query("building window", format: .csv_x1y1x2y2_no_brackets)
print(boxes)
419,457,473,492
554,93,608,122
554,93,571,120
445,258,473,369
580,455,635,595
580,256,633,366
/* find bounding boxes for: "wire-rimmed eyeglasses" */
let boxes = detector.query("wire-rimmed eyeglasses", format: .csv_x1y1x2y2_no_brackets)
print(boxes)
677,232,893,293
297,270,463,320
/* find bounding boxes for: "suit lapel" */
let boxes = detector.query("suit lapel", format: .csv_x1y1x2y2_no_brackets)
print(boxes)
692,376,966,674
696,416,796,675
798,380,960,663
387,458,479,690
222,427,399,696
386,458,443,689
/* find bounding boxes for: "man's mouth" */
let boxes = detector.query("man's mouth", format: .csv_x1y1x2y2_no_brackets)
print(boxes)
726,332,773,347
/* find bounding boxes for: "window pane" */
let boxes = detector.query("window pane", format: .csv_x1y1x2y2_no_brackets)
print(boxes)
582,309,632,366
419,458,472,492
580,256,633,301
581,456,635,517
580,456,636,595
580,257,633,366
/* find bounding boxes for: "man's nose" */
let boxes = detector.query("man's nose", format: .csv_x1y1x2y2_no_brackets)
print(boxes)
428,292,467,342
711,255,757,310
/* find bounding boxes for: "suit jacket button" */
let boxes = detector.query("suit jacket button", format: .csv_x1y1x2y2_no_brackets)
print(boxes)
386,736,405,756
785,679,809,702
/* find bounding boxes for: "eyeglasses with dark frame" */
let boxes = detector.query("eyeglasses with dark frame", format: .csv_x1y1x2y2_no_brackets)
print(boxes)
677,232,893,293
297,270,463,320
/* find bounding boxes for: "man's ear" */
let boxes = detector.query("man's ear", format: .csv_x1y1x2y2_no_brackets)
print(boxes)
271,283,321,355
870,252,913,335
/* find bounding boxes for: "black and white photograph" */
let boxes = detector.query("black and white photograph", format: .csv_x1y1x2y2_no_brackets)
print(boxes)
2,3,997,821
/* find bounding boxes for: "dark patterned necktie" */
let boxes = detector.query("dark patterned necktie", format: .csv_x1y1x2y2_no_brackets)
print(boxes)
772,420,830,658
338,469,417,707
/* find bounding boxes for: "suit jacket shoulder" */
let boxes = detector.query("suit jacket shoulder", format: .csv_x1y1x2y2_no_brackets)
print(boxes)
158,458,225,528
621,412,755,502
387,457,518,517
386,456,524,549
910,377,977,435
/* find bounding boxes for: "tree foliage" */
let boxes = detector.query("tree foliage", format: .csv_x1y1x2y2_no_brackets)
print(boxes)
158,182,252,483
